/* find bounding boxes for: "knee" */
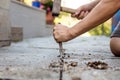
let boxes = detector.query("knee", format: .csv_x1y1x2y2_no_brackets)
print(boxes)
110,37,120,57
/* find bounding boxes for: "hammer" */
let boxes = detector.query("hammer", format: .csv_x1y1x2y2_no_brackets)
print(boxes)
52,0,76,80
52,0,76,16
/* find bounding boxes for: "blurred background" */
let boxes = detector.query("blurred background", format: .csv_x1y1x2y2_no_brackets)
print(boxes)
17,0,111,36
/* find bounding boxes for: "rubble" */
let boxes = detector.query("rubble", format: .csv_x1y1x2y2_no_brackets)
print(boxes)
87,61,108,69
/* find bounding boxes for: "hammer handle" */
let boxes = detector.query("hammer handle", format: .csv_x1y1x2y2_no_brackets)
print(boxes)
61,7,76,14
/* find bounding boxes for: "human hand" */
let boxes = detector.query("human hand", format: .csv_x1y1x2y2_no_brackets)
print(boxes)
53,24,73,42
72,4,91,19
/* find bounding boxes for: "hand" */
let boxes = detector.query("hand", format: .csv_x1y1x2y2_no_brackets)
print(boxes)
72,4,91,19
53,24,73,42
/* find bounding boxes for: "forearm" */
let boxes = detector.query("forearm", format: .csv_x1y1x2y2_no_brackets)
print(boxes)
87,0,100,10
70,0,120,38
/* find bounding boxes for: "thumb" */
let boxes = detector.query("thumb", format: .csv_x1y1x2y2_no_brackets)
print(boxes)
71,10,80,17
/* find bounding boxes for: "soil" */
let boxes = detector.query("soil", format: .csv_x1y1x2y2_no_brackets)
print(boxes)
70,62,78,67
49,62,60,68
87,61,108,70
57,53,71,59
49,61,78,69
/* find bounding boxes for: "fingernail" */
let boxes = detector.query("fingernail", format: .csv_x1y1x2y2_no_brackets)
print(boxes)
75,12,79,15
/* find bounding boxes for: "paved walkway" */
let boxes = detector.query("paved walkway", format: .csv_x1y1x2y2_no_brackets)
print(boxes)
0,36,120,80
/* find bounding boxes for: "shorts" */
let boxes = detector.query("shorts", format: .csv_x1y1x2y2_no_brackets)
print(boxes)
111,21,120,38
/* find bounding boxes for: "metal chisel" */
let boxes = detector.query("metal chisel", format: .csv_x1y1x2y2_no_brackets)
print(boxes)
59,42,64,80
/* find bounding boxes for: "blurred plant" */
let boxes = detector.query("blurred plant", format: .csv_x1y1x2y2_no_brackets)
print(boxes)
41,0,53,12
54,12,79,27
88,20,111,36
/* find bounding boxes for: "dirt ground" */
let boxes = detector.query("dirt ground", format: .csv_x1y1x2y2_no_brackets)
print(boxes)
0,36,120,80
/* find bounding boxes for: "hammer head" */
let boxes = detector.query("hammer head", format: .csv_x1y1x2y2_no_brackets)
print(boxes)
52,0,61,16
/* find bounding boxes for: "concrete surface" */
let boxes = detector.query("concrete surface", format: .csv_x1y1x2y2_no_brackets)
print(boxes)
0,0,11,47
0,36,120,80
0,0,10,10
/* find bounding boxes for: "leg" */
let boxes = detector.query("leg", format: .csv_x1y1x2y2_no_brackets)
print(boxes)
110,21,120,57
110,37,120,57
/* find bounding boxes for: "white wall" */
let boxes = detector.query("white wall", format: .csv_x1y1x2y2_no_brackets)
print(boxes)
0,0,11,47
0,0,11,40
10,0,52,39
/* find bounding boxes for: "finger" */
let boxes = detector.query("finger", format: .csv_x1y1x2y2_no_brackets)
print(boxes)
75,11,81,18
77,11,85,19
53,31,61,42
84,11,89,17
72,8,81,17
53,24,61,30
71,13,76,18
53,26,57,32
53,30,58,40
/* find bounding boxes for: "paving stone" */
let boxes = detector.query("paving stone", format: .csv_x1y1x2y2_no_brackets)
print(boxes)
0,36,119,80
81,70,120,80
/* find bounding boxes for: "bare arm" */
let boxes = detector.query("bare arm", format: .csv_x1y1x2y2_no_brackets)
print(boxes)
70,0,120,38
73,0,100,19
53,0,120,42
85,0,100,10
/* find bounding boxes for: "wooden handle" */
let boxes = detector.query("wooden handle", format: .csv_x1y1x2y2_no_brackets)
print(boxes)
61,7,76,14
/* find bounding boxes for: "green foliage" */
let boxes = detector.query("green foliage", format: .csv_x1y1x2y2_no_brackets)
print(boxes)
88,21,111,36
54,12,79,26
58,12,70,18
42,0,53,10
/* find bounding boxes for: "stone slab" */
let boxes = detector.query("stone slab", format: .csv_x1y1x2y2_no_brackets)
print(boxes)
11,27,23,42
0,1,11,47
0,0,10,10
0,36,119,80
